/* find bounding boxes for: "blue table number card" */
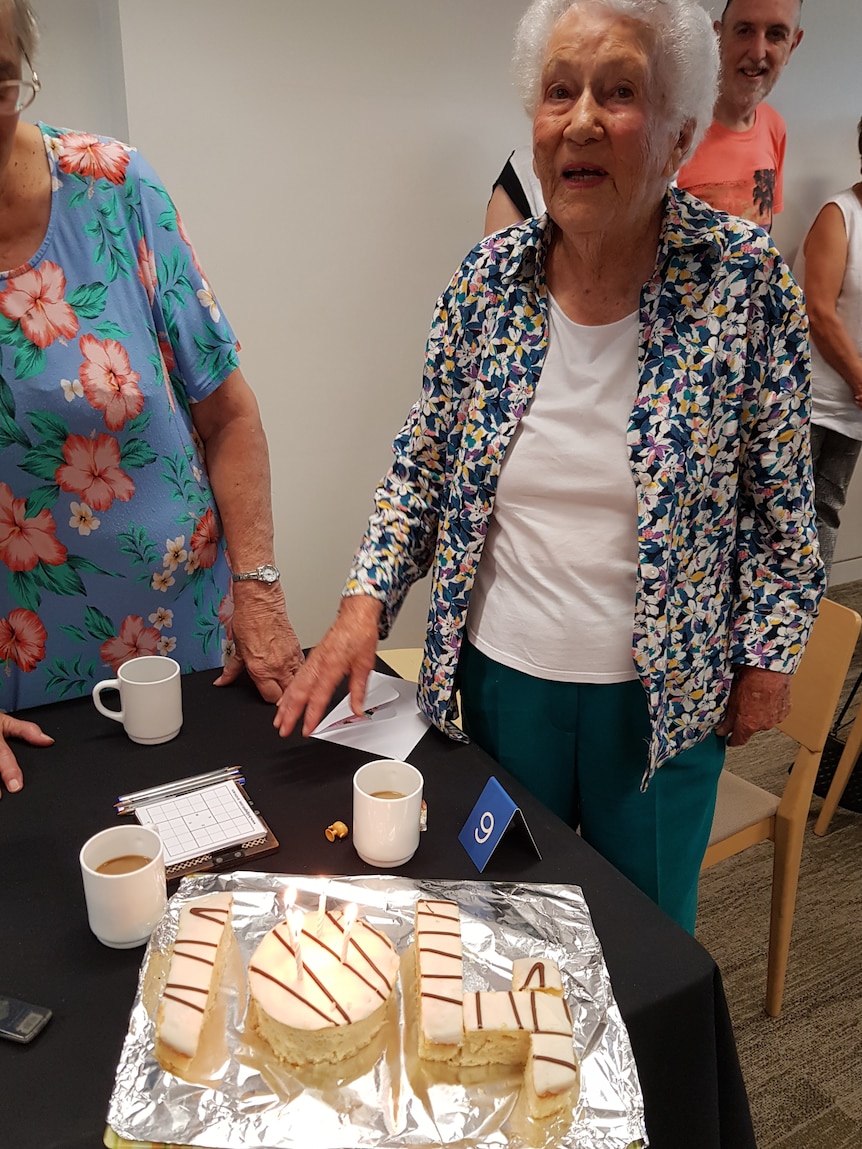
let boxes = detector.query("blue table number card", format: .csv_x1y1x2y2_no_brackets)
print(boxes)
458,776,542,873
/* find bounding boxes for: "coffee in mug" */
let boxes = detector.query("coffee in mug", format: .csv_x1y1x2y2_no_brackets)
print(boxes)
95,854,153,875
79,825,167,948
353,759,424,867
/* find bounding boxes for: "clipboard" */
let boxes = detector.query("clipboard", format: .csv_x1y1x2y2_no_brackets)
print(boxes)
114,767,279,880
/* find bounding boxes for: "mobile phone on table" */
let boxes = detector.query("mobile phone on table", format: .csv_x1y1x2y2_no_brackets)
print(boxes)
0,994,52,1043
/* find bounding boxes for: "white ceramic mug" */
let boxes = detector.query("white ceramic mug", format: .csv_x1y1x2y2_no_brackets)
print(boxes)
92,656,182,744
353,759,424,867
79,825,167,948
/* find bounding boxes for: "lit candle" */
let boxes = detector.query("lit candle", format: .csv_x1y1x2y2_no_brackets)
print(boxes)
290,909,305,982
281,884,297,917
316,888,327,936
340,903,358,964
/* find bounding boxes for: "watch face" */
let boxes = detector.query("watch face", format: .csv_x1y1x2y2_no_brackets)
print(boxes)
259,564,279,583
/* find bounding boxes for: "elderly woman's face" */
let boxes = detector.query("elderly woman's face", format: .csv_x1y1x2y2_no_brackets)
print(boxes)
533,5,683,243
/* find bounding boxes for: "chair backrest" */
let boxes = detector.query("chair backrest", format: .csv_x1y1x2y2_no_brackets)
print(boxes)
778,598,861,753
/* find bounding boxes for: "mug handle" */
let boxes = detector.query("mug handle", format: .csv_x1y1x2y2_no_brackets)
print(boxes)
92,678,123,723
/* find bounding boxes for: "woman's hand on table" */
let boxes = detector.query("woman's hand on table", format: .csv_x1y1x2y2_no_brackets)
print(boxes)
715,665,792,747
0,714,55,797
274,595,383,738
214,582,304,703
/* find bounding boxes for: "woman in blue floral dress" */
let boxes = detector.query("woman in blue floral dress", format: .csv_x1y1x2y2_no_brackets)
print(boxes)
0,2,302,794
276,0,823,932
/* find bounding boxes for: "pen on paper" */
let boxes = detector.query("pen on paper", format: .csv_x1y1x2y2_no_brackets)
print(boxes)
319,703,395,733
115,766,244,814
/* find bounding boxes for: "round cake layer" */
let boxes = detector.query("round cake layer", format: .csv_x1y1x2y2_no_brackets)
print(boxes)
248,907,400,1065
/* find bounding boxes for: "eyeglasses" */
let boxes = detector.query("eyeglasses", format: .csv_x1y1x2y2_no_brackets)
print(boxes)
0,55,40,117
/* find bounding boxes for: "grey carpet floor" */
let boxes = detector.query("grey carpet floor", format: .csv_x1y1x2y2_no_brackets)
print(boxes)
695,581,862,1149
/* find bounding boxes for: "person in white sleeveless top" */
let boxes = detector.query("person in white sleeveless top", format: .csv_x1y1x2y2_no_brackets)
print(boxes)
792,118,862,582
277,0,823,934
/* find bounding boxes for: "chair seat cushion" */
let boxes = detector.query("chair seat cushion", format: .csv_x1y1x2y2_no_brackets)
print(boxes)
708,770,781,846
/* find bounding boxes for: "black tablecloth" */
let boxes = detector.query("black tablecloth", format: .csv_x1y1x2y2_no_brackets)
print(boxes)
0,669,755,1149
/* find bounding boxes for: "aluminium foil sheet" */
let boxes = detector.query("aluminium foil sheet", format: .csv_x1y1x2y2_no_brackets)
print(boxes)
107,871,647,1149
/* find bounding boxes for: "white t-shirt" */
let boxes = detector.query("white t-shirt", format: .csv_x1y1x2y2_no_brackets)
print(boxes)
793,188,862,442
466,297,640,682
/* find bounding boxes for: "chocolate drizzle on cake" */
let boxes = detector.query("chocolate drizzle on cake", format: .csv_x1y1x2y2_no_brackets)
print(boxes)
154,892,234,1070
248,962,347,1025
521,961,547,989
189,904,230,926
533,1053,578,1069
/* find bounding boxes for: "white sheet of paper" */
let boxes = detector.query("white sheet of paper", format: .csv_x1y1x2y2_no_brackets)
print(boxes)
311,670,430,759
135,781,267,866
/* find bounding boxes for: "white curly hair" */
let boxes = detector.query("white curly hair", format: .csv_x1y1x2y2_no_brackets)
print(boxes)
2,0,39,60
513,0,718,164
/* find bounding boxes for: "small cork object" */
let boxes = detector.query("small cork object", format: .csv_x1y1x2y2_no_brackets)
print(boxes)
325,820,349,842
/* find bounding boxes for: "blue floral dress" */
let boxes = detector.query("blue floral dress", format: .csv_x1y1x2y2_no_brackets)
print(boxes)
0,125,240,710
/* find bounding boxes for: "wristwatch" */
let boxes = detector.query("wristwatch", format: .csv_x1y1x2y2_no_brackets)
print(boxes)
231,563,280,585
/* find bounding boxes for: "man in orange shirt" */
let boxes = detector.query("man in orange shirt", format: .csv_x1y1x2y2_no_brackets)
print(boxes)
676,0,804,229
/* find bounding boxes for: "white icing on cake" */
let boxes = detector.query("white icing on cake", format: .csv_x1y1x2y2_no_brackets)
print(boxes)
248,908,400,1065
415,898,463,1055
155,892,233,1071
511,957,564,995
413,898,578,1118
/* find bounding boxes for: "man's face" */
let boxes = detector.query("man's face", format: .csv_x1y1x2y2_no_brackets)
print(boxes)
717,0,803,113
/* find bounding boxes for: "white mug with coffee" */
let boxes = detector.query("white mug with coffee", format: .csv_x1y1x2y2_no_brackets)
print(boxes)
79,824,167,948
353,759,424,867
92,655,182,744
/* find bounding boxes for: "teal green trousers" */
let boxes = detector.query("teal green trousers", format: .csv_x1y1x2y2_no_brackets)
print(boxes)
457,640,725,934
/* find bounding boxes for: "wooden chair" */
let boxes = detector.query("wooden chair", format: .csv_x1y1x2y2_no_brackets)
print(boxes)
813,696,862,836
701,598,861,1016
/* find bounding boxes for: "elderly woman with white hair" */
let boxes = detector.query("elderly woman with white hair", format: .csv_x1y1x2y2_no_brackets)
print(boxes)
277,0,823,932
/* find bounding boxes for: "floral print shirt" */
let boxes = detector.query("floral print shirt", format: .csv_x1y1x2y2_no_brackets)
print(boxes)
345,188,824,781
0,126,239,710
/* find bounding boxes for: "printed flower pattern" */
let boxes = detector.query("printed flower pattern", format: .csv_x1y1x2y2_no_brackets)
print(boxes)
61,378,83,402
0,483,67,571
69,502,100,536
79,334,144,431
196,280,220,322
345,190,823,782
56,434,135,511
148,607,174,630
162,536,188,571
137,239,157,305
190,508,219,569
57,132,130,185
0,262,79,348
0,608,47,672
99,615,160,672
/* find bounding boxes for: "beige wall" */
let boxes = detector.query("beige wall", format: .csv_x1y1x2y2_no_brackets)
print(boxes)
29,1,862,651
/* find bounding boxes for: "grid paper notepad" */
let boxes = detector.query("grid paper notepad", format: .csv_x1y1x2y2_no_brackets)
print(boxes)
135,780,267,867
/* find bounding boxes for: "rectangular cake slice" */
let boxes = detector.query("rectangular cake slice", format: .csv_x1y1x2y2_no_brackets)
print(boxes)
154,892,233,1075
414,898,463,1061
